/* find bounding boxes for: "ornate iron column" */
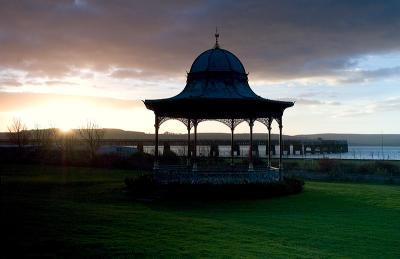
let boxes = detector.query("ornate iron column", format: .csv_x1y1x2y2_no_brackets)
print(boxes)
153,115,160,170
248,119,254,171
230,119,235,166
186,118,191,168
192,119,198,171
278,117,283,180
267,117,272,168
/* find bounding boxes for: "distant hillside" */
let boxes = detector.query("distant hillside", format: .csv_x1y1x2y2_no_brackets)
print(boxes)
291,134,400,146
0,129,148,140
0,129,399,146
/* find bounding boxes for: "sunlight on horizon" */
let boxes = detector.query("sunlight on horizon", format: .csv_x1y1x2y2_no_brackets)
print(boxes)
58,126,72,133
0,93,398,135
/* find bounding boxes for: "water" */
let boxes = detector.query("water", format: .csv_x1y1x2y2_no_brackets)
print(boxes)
291,146,400,161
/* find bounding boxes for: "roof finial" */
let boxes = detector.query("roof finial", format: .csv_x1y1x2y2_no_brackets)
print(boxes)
214,27,220,48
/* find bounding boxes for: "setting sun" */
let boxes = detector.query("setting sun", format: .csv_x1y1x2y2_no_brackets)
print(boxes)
59,126,71,133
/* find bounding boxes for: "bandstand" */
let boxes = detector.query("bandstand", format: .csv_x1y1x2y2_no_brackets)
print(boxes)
144,33,294,183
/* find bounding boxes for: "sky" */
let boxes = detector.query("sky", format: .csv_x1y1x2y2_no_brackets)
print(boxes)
0,0,400,135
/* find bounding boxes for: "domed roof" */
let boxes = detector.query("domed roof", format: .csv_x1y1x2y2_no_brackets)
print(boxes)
144,36,295,118
190,47,246,74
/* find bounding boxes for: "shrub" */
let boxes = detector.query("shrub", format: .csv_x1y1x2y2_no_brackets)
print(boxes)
283,160,300,170
126,151,154,170
356,162,376,174
92,153,124,168
317,158,339,173
375,161,400,176
354,161,400,176
160,149,180,164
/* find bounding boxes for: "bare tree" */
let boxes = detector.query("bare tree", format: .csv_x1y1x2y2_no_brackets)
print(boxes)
32,123,54,150
78,121,104,160
7,118,30,149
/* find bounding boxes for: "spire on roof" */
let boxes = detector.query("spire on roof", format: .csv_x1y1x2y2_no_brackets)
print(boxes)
214,27,220,49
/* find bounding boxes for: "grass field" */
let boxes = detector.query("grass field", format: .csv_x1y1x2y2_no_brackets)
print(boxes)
1,165,400,258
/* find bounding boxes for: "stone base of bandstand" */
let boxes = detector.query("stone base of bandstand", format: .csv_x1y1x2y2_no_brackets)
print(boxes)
153,167,281,185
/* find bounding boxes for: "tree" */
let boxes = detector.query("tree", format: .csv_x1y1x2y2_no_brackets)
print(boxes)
32,123,54,150
7,118,30,149
78,121,104,160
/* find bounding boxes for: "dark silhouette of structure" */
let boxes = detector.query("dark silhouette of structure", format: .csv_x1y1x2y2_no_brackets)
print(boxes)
144,33,294,181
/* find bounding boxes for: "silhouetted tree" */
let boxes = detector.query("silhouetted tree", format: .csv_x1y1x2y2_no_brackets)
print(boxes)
7,118,30,149
78,121,104,160
32,123,53,150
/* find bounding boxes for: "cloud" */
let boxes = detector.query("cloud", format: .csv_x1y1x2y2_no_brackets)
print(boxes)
1,0,400,83
0,78,22,87
337,66,400,84
333,109,373,118
0,92,144,112
332,97,400,118
372,97,400,112
44,80,78,86
294,98,341,106
109,67,168,80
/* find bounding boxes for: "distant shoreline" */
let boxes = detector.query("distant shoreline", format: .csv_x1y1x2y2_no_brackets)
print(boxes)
0,129,399,146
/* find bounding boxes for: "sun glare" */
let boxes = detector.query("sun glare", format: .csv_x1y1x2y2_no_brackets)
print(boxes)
59,126,71,133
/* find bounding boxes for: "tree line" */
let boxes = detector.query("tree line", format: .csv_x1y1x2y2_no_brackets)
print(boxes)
6,118,105,161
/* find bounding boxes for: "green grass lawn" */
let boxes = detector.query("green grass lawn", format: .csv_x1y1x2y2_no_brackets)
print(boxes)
1,165,400,258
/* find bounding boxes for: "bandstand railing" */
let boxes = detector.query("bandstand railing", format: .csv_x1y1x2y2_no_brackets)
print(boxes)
154,164,280,184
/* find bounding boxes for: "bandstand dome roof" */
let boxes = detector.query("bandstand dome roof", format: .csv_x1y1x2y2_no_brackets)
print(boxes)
189,48,246,74
144,36,294,120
